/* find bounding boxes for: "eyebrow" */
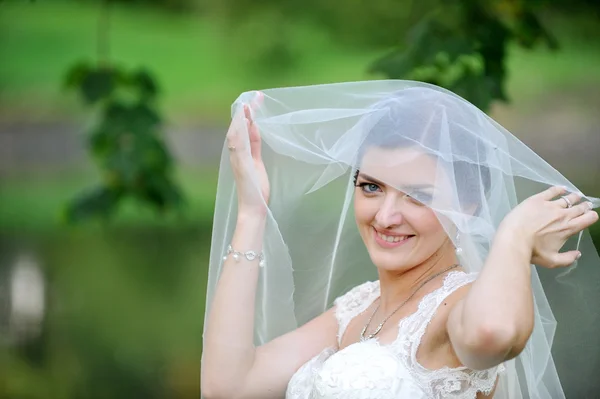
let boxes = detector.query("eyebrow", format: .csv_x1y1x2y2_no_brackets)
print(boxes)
357,173,435,191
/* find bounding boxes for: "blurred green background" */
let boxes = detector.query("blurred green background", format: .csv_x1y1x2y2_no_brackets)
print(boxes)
0,0,599,398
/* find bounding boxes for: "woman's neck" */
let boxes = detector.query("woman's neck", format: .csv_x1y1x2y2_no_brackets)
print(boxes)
376,245,460,315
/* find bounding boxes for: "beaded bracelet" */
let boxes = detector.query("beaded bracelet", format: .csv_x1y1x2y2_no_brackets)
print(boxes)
223,244,266,267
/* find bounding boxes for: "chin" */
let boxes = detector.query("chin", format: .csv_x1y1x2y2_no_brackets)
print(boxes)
369,251,413,272
364,237,416,270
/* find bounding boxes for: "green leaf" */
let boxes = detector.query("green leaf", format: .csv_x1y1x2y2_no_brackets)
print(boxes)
141,139,171,172
104,151,140,187
513,9,559,50
81,68,116,104
129,103,161,135
64,62,184,222
370,18,475,80
63,61,92,90
449,70,495,111
131,69,159,100
64,186,123,223
369,49,416,79
143,176,183,212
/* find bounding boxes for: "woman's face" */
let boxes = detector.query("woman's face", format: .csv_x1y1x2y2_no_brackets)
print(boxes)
354,146,454,272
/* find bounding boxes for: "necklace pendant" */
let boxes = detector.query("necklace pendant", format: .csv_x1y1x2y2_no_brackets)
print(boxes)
360,322,383,341
371,323,383,337
359,325,368,341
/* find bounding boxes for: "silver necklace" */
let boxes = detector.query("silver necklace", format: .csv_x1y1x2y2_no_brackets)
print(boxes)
360,264,460,341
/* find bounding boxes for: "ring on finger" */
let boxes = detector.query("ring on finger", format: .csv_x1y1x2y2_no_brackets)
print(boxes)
560,195,573,208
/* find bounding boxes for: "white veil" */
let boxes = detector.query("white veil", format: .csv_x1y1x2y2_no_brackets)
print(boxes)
204,81,600,398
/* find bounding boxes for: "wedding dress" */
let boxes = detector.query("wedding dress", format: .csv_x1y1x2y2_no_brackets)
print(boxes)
286,271,503,399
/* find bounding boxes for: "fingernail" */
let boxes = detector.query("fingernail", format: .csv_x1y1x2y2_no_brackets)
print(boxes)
576,252,582,260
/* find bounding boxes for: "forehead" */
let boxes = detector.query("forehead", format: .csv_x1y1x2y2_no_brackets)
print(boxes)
360,146,449,191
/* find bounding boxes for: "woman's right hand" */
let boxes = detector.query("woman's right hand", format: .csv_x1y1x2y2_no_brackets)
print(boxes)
226,93,270,217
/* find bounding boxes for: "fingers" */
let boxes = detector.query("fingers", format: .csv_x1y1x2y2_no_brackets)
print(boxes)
226,109,248,154
568,207,599,233
227,92,264,161
553,191,582,209
563,196,596,233
539,185,567,201
244,96,264,161
243,91,264,121
567,199,594,217
250,90,264,110
547,250,582,268
244,105,262,160
243,103,253,121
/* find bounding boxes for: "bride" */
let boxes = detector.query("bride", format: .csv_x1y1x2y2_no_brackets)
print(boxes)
200,82,600,398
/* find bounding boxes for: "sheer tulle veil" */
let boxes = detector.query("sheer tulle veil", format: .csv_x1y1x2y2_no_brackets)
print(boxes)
203,81,600,398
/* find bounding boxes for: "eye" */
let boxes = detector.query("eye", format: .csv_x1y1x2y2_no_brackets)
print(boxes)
358,182,381,194
405,192,432,205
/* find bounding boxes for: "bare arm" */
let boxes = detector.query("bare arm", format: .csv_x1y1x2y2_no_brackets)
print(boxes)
201,102,339,398
239,307,338,398
447,186,598,370
447,231,533,370
201,213,265,396
201,214,338,399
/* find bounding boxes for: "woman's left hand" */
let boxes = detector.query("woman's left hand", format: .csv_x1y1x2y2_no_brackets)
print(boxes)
499,186,598,269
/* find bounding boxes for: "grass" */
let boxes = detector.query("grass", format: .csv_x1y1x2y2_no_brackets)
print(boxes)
0,1,380,124
0,167,219,231
1,1,599,125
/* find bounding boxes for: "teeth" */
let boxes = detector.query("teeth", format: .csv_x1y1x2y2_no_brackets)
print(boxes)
377,232,409,243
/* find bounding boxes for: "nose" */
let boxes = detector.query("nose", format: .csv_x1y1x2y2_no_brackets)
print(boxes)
374,195,405,228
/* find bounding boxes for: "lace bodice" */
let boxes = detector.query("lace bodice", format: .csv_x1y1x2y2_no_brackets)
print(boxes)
286,271,503,399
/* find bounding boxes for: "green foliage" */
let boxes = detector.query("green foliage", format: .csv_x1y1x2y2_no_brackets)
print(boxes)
370,0,558,111
209,0,561,111
212,0,414,47
89,0,199,12
207,0,415,74
63,63,183,222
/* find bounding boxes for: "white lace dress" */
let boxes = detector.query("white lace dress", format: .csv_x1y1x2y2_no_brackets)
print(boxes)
286,271,504,399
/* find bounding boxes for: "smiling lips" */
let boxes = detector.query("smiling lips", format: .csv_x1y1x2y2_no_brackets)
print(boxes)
373,227,415,248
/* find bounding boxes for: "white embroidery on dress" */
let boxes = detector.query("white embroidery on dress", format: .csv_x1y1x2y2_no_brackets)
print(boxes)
334,280,380,345
286,271,504,399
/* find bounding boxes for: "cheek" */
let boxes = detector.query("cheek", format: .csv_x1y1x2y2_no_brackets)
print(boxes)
409,207,446,238
354,195,377,225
